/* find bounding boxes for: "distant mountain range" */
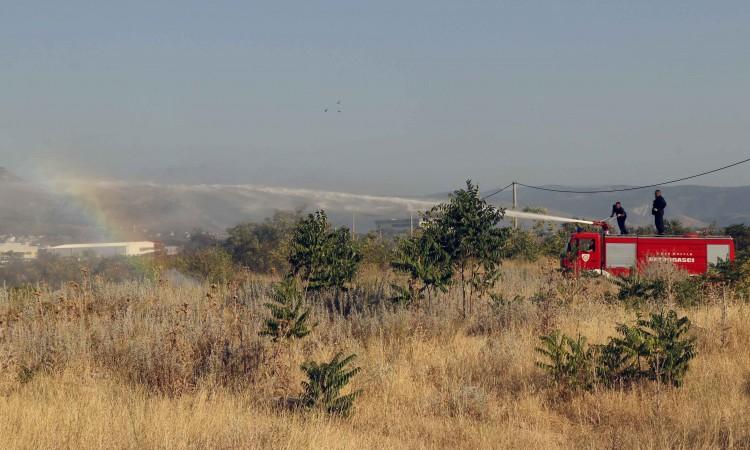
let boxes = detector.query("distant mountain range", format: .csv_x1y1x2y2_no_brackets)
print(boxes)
1,166,748,242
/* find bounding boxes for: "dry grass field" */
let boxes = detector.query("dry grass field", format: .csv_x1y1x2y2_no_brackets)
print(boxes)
1,260,749,449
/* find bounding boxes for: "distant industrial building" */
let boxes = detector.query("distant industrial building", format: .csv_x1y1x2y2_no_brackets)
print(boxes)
45,241,157,258
0,242,39,261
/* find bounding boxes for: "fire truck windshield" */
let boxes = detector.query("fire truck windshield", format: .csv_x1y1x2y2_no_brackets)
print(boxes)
578,239,595,252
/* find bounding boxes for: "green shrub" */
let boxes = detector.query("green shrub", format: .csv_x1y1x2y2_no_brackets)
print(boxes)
178,247,235,283
537,310,697,390
615,274,667,303
390,226,452,306
600,310,696,387
615,272,706,307
224,211,300,273
300,352,362,417
535,331,597,391
500,228,541,261
672,277,705,307
259,278,315,342
288,210,361,292
710,257,750,296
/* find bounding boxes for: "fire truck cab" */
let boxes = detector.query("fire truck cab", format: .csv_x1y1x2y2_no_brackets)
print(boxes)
561,231,735,276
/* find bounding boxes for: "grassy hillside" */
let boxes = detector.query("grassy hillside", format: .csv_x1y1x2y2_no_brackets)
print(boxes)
1,261,748,449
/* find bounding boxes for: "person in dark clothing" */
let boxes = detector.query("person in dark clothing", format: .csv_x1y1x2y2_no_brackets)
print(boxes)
652,190,667,235
610,201,628,235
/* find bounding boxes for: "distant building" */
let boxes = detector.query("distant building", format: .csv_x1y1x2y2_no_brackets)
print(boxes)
375,218,416,236
0,242,39,261
164,245,181,256
45,241,157,258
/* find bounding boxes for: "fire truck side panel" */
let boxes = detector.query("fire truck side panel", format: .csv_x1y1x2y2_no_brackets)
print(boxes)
562,233,735,276
634,238,707,275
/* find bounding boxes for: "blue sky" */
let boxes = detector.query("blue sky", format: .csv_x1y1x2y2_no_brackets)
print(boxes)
1,1,749,194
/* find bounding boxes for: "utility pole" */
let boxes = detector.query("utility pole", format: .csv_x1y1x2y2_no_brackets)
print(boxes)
512,181,518,229
410,210,414,236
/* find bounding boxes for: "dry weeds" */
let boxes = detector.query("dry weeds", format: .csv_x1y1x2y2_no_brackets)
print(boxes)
0,261,749,449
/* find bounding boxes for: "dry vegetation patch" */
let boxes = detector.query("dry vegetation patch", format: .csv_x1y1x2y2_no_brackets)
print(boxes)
1,262,749,449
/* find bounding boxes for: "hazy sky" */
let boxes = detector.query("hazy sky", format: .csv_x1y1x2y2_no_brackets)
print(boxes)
1,1,749,195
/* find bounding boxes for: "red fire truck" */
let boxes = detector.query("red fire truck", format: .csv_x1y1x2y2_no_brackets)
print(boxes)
560,226,735,277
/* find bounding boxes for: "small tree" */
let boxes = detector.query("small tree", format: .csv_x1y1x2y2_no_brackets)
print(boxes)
390,224,452,306
224,211,300,273
424,180,506,316
288,211,362,293
300,352,362,417
636,309,696,386
289,211,329,282
536,331,598,391
310,227,360,291
500,228,541,261
259,278,315,341
600,309,696,387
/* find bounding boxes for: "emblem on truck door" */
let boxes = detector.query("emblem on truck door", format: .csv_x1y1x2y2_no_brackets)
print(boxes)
581,254,590,262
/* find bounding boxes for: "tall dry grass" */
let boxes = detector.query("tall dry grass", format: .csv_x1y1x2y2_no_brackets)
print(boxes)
1,261,749,449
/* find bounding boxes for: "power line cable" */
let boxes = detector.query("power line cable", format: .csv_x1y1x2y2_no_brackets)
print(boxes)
516,156,750,194
481,182,514,200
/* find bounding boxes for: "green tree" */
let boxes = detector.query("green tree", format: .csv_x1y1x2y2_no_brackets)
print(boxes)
310,227,361,291
724,223,750,261
500,228,541,261
358,231,395,269
259,278,315,341
601,309,696,387
224,211,300,273
424,180,506,316
289,211,329,282
288,210,361,292
390,224,452,306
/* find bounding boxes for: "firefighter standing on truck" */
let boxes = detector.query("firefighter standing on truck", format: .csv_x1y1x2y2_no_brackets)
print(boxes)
652,190,667,235
610,201,628,235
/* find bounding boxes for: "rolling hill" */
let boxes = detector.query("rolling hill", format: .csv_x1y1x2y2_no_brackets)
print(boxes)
1,167,748,242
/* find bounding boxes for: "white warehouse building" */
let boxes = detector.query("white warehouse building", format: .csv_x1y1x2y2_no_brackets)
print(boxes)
0,242,39,261
46,241,157,258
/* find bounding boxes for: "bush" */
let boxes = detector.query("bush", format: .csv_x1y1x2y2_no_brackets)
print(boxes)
259,278,315,342
177,247,235,283
710,257,750,296
500,228,541,261
289,210,361,292
537,310,697,390
615,274,667,303
615,270,706,307
224,211,300,273
299,352,362,417
536,331,597,391
390,226,452,306
602,310,696,387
